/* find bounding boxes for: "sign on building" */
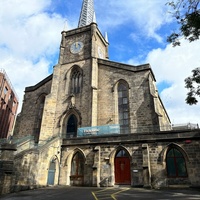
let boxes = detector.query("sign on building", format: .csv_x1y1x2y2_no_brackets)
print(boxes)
77,124,120,137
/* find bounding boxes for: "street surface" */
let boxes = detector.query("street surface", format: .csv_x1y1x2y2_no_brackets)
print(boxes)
0,186,200,200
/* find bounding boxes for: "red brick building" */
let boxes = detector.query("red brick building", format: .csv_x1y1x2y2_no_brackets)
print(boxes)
0,69,18,138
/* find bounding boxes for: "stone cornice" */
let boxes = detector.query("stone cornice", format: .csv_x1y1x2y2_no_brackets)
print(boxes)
62,129,200,147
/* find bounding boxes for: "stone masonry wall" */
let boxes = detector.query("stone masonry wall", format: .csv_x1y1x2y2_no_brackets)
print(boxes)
60,130,200,188
13,76,52,140
97,63,164,132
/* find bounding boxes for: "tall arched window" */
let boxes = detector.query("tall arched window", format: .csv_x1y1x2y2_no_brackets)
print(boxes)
66,114,77,138
71,67,82,94
118,82,129,134
71,152,84,177
71,152,84,185
35,95,45,143
166,147,188,177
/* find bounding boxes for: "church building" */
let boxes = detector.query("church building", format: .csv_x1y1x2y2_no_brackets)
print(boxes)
11,0,200,190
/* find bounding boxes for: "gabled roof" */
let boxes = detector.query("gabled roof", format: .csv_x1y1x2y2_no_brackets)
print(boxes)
25,74,53,92
97,58,156,81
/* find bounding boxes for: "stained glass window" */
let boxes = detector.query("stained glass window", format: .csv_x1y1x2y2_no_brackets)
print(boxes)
166,148,187,177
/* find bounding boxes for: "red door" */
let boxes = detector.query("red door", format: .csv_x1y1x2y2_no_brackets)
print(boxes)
115,157,131,184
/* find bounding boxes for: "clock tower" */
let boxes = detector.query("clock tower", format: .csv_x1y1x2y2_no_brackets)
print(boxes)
58,0,109,65
40,0,109,141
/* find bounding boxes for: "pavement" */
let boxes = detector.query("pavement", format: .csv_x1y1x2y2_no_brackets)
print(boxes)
0,186,200,200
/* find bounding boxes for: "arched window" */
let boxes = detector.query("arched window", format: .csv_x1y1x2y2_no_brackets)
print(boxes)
118,82,129,134
71,67,82,94
71,152,84,178
166,147,188,177
66,114,77,138
116,149,129,158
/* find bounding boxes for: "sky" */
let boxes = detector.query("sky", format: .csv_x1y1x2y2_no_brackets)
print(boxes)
0,0,200,126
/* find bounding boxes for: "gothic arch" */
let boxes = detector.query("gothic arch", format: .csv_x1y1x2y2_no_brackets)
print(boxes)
35,93,48,103
111,80,130,126
109,145,131,165
59,108,82,136
64,148,86,167
108,146,131,186
64,148,86,185
47,155,60,185
159,143,189,164
34,93,47,143
64,65,83,80
164,143,189,178
64,65,83,95
112,79,130,92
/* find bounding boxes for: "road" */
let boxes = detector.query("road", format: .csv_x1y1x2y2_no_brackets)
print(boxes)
0,186,200,200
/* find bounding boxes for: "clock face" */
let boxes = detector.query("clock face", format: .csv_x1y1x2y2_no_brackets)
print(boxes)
98,46,104,58
70,41,84,54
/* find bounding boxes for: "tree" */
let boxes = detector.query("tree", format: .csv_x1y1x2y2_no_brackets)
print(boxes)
185,68,200,105
167,0,200,105
167,0,200,46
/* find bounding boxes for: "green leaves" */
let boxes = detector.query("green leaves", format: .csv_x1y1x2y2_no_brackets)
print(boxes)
167,1,200,105
167,0,200,46
185,68,200,105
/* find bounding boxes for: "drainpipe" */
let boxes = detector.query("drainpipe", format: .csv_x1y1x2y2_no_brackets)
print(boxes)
142,144,152,188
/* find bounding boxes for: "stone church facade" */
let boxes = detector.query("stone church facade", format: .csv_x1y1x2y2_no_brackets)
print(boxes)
1,0,200,194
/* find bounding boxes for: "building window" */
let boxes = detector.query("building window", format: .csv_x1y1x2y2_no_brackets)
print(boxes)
4,87,8,94
9,94,13,100
71,152,84,177
66,114,77,138
116,149,129,158
71,68,82,94
118,82,129,134
166,147,188,177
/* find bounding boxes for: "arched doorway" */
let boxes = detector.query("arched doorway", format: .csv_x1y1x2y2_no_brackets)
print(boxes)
47,158,56,185
66,114,77,138
70,152,84,186
114,149,131,185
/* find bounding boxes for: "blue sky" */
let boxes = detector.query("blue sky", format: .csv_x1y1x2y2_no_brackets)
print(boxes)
0,0,200,125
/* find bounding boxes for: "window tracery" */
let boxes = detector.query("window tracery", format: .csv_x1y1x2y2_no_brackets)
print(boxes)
71,68,82,94
118,82,130,134
166,147,188,177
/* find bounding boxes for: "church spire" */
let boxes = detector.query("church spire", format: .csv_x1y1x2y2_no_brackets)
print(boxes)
78,0,95,28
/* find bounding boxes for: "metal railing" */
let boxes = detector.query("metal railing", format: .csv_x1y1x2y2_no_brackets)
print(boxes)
172,123,199,130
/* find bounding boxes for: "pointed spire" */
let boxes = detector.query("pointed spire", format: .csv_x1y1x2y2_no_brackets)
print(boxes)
93,11,96,24
105,32,109,43
78,0,95,27
63,20,68,31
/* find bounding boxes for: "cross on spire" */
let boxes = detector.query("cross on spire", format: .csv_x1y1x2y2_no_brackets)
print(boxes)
78,0,95,27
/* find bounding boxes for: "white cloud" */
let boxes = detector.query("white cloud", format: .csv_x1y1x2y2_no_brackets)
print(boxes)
144,40,200,124
1,0,200,127
96,0,170,42
0,0,66,113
